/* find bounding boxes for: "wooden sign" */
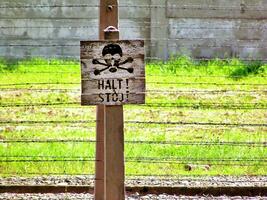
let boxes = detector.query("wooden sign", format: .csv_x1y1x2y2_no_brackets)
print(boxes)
80,40,145,105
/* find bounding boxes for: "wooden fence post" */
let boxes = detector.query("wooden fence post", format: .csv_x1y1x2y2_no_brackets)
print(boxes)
95,1,120,200
95,105,105,200
103,27,125,200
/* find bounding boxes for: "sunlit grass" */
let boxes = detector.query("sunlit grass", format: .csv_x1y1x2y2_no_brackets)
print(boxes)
0,57,266,177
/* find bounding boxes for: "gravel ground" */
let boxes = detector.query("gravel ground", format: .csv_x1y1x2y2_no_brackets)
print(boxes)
0,176,266,187
0,193,266,200
0,176,266,199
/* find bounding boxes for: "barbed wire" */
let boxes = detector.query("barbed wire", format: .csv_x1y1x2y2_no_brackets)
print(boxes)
1,43,267,49
0,157,266,166
147,82,267,86
0,102,78,107
147,57,267,62
1,57,266,63
25,53,249,60
125,174,267,180
1,139,265,147
1,124,257,131
0,82,79,86
0,123,266,130
0,123,96,128
128,157,267,162
1,59,266,66
0,4,99,9
1,4,267,11
126,121,267,127
0,120,265,127
0,38,267,43
0,71,267,79
1,156,266,163
2,157,266,163
0,65,266,70
155,43,267,49
3,155,265,161
126,177,267,183
1,171,266,180
1,25,267,31
0,18,263,27
0,172,93,176
1,88,266,94
1,56,267,62
0,120,96,124
1,102,266,110
118,5,267,11
0,81,266,87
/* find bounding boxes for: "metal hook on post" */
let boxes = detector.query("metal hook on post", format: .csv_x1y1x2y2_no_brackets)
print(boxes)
104,26,119,40
107,5,113,11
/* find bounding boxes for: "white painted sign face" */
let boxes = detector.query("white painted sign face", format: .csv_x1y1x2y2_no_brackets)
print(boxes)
80,40,145,105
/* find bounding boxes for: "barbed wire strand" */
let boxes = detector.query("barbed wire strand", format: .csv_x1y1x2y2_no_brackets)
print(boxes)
0,120,266,127
1,19,265,29
3,43,267,51
1,172,266,181
1,102,266,110
0,82,266,87
1,25,267,31
1,139,266,147
1,159,266,166
0,71,267,79
1,4,267,11
0,62,266,68
1,42,267,48
1,88,267,94
1,57,266,64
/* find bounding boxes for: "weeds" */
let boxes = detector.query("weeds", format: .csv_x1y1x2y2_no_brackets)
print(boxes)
230,61,265,79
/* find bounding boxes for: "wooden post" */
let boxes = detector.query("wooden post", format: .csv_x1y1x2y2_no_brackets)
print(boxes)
95,105,105,200
99,0,118,39
95,1,120,200
103,27,125,200
104,106,124,200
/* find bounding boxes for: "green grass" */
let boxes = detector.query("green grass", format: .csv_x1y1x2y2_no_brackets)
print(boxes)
0,57,266,177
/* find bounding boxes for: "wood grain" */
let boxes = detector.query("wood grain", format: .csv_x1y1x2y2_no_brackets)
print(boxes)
81,40,145,105
104,105,125,200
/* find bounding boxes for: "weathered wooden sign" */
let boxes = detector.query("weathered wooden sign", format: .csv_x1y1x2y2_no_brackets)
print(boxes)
80,40,145,105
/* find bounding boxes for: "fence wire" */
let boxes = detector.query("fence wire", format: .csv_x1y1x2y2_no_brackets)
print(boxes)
1,103,266,110
0,4,267,11
1,88,266,93
1,43,267,49
1,59,267,65
0,3,267,180
1,139,266,147
0,120,266,127
1,72,267,79
1,81,267,87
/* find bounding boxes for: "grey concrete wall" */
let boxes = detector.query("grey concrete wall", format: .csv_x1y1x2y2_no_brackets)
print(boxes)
0,0,267,60
165,0,267,60
0,0,99,59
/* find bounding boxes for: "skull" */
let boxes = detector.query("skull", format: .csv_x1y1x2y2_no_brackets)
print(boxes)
102,44,122,73
92,43,134,75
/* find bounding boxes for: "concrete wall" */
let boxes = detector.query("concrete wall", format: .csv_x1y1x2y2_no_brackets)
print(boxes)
165,0,267,60
0,0,267,60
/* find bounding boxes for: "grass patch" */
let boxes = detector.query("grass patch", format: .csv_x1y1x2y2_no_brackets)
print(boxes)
0,57,266,177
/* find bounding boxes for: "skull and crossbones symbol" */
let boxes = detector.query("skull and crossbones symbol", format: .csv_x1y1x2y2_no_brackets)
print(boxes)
92,44,134,75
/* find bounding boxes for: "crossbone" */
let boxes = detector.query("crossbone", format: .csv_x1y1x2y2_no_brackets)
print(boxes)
93,57,133,75
92,44,134,76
